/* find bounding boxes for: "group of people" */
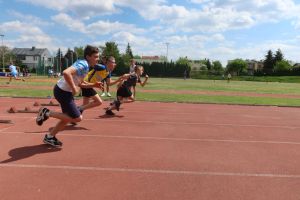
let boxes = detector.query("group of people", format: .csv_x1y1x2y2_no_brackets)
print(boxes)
35,45,149,147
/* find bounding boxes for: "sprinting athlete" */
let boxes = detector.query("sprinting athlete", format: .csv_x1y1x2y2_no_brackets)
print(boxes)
105,65,149,115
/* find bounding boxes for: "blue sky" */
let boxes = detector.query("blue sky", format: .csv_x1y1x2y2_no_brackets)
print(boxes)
1,0,300,66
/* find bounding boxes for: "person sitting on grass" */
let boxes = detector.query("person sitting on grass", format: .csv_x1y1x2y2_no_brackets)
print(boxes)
7,62,25,84
105,65,149,115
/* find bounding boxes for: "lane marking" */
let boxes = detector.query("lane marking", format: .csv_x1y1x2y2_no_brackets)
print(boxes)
0,163,299,178
86,119,300,130
3,131,300,145
0,116,299,130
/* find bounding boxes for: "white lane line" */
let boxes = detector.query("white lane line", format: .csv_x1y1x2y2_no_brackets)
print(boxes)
0,115,298,129
0,163,299,179
86,118,300,129
3,131,300,145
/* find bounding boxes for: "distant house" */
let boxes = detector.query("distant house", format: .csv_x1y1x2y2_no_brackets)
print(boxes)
293,63,300,68
246,59,264,75
135,56,167,64
189,60,206,71
11,46,53,69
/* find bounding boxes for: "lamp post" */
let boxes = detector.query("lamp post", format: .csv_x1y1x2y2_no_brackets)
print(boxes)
0,34,4,72
165,42,169,62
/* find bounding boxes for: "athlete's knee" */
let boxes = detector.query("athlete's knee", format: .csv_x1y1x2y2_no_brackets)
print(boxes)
95,98,103,106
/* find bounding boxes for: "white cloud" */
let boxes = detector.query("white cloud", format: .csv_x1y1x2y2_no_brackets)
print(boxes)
52,13,86,33
0,20,54,49
20,0,118,18
9,10,52,26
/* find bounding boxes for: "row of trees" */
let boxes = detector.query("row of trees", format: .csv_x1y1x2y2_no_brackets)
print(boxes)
51,42,189,77
226,49,297,76
2,42,297,77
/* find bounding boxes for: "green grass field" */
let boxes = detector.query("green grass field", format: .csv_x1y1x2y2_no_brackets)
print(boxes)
1,76,300,106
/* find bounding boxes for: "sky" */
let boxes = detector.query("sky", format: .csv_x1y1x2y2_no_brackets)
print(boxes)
1,0,300,66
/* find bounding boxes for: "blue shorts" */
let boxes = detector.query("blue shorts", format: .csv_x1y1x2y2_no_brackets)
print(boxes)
10,72,17,77
54,85,81,118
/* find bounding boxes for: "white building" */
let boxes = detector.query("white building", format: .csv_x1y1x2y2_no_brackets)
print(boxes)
11,46,53,69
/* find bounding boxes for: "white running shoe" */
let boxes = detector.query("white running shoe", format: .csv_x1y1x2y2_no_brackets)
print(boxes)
101,93,106,97
107,92,112,97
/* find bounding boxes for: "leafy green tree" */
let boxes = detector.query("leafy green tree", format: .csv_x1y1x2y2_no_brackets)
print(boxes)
212,60,224,73
74,46,84,59
0,46,16,68
102,42,120,60
226,59,247,75
176,57,190,66
274,60,292,72
102,41,122,74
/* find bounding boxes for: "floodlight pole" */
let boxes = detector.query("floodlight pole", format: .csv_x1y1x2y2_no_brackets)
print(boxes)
0,34,4,72
165,42,169,62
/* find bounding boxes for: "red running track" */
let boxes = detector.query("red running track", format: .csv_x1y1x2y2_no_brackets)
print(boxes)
0,97,300,200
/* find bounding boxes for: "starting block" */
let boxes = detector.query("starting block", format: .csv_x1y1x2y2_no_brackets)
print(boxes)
33,101,40,106
0,119,13,124
7,106,39,114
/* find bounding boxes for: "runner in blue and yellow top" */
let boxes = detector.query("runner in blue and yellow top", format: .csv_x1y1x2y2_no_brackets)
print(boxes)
79,56,123,113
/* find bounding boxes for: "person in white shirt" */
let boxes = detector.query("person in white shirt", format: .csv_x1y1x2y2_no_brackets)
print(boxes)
36,45,102,147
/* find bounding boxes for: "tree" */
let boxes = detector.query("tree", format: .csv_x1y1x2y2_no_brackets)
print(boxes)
125,43,133,59
212,60,224,73
102,42,120,60
263,50,275,74
206,59,212,71
0,46,16,68
226,59,247,75
274,60,292,72
64,48,76,70
55,48,63,73
176,56,190,66
102,41,122,74
274,49,284,64
74,46,84,59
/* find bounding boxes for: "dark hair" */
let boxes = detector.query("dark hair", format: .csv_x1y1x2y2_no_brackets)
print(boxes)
84,45,99,59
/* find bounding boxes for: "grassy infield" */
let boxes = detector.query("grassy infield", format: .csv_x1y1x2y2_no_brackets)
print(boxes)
1,76,300,106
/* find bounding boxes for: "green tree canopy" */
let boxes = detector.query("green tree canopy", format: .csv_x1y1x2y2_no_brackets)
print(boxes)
102,41,120,60
176,57,190,66
263,50,275,74
226,59,247,75
74,46,84,59
274,49,284,64
212,60,224,72
125,43,133,59
274,60,292,72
